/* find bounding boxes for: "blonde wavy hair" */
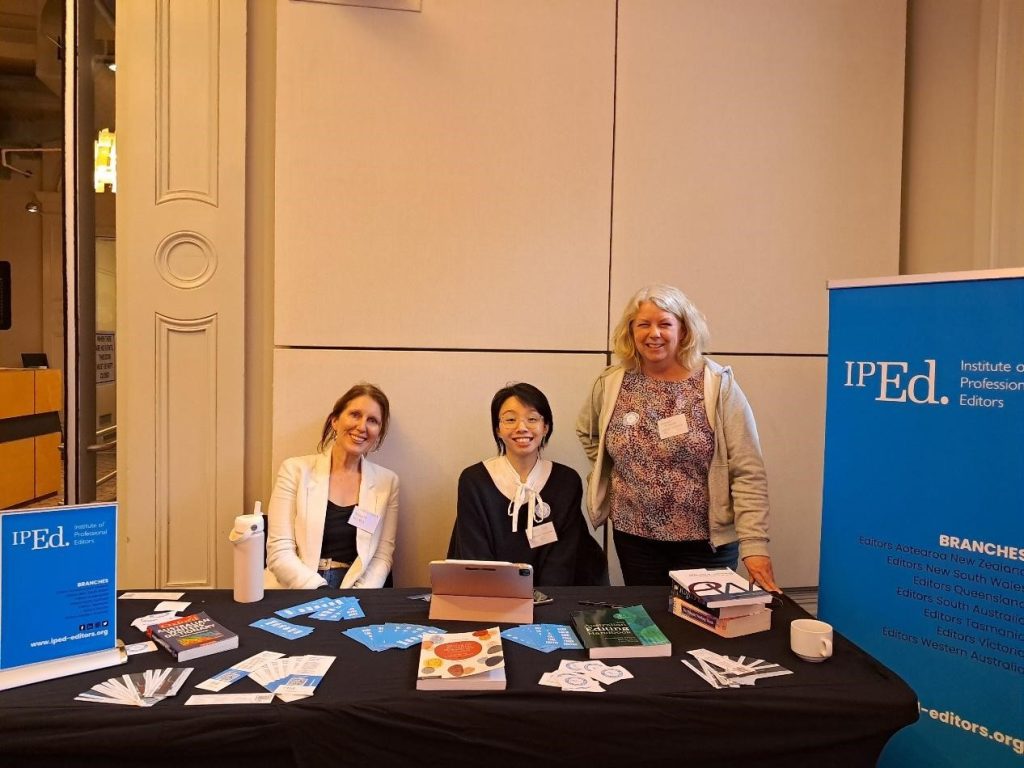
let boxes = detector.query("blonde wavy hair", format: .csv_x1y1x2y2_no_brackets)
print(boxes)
611,284,710,371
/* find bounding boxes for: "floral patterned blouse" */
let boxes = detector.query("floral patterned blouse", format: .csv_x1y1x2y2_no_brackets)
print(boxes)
605,367,715,541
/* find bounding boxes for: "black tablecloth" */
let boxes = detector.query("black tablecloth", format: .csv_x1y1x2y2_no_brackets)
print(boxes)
0,587,918,767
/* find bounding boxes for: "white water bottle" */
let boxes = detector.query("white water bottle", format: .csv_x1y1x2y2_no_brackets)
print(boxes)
230,501,265,603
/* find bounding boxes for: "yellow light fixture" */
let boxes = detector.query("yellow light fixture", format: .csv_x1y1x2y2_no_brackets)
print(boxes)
94,128,116,193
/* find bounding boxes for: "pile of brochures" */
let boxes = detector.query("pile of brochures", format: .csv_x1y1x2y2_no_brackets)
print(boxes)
76,667,193,706
343,623,444,651
681,648,792,689
501,624,583,652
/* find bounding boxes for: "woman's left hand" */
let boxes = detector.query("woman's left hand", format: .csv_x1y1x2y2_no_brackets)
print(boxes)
742,555,781,593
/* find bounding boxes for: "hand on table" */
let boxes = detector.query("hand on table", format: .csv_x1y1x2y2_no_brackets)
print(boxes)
742,555,781,593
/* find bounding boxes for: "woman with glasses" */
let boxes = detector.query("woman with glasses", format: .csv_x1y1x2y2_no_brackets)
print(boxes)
265,383,398,589
447,382,603,586
577,285,779,591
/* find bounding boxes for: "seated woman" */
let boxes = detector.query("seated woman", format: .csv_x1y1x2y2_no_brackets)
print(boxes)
448,383,604,586
265,383,398,589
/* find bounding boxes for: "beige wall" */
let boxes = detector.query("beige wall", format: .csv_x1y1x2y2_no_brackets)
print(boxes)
275,0,615,351
245,0,277,523
269,0,907,588
902,0,1024,273
0,159,43,369
613,0,904,355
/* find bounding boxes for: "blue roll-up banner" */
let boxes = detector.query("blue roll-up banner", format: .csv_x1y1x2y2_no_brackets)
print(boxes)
0,504,117,669
820,271,1024,767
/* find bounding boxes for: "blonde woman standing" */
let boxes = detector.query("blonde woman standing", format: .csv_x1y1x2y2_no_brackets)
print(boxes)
577,285,778,591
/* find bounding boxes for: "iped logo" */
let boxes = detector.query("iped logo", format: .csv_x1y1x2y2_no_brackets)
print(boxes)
10,525,71,550
843,359,949,405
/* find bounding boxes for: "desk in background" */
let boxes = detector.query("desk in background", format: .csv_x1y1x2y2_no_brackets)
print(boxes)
0,587,918,768
0,368,61,508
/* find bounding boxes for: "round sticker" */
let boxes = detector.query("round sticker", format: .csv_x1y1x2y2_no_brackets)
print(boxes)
534,501,551,522
623,412,640,426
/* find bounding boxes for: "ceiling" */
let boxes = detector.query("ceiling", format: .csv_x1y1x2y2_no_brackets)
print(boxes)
0,0,114,153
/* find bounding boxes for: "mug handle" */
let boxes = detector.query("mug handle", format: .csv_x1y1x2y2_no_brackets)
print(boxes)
821,637,833,657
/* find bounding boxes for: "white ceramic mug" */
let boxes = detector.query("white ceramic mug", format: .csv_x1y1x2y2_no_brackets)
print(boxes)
791,619,833,662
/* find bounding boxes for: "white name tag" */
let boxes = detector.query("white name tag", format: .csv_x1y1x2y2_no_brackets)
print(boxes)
528,522,558,548
348,506,380,534
657,413,689,439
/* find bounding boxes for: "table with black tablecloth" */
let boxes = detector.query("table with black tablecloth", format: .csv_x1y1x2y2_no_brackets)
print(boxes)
0,587,917,768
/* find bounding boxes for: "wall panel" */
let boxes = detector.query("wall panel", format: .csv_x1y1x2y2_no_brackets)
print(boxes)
611,0,906,354
118,0,246,587
274,0,615,350
715,355,827,588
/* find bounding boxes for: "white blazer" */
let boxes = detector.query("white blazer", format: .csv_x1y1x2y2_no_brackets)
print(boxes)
264,451,399,589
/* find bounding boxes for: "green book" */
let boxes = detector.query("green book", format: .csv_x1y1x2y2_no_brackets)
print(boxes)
569,604,672,659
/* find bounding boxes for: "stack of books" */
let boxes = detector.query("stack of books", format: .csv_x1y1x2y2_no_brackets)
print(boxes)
668,568,772,638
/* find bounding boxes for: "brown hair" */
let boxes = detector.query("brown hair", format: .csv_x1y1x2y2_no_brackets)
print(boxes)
317,383,391,453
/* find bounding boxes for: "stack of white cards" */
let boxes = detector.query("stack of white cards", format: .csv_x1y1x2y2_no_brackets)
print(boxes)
538,659,634,692
682,648,793,689
76,667,193,706
249,654,335,702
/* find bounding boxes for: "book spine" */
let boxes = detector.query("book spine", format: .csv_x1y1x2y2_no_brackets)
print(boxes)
669,595,721,629
150,633,180,659
669,579,768,608
671,605,729,638
669,583,724,612
670,586,724,618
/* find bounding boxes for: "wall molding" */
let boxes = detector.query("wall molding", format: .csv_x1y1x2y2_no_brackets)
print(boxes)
155,313,218,588
155,0,221,206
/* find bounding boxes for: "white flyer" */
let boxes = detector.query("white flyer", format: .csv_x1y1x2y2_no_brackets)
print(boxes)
155,600,191,612
130,611,179,632
274,655,335,697
196,651,286,692
185,693,275,705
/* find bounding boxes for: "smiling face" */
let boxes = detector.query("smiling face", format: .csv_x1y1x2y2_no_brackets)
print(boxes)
495,396,549,462
632,301,684,370
331,395,383,459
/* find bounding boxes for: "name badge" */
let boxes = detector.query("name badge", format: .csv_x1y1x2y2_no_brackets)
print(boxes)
527,522,558,548
657,413,689,440
348,506,380,534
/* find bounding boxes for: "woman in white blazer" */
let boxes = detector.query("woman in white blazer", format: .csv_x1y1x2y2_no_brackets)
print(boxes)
265,383,399,589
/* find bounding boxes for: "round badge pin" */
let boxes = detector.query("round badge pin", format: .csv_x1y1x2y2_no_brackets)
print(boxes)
623,411,640,426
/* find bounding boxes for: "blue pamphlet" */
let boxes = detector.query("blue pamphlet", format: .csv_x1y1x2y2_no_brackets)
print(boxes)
250,617,315,640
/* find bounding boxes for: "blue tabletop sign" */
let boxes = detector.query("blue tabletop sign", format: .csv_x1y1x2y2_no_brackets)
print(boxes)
820,274,1024,767
0,504,117,669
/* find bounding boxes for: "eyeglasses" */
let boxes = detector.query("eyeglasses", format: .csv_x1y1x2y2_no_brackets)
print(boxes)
499,415,544,428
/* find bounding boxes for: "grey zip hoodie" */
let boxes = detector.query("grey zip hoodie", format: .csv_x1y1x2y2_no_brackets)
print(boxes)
575,358,771,560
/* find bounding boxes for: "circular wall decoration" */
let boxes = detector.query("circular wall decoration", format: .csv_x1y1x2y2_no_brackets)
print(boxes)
154,231,217,289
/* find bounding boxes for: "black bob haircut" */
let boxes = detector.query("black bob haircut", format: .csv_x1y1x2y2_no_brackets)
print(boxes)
490,382,553,454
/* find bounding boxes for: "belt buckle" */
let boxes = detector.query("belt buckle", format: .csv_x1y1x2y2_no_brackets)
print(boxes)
318,558,349,571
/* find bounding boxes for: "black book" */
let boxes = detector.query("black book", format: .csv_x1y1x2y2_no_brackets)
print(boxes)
147,612,238,662
569,604,671,659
